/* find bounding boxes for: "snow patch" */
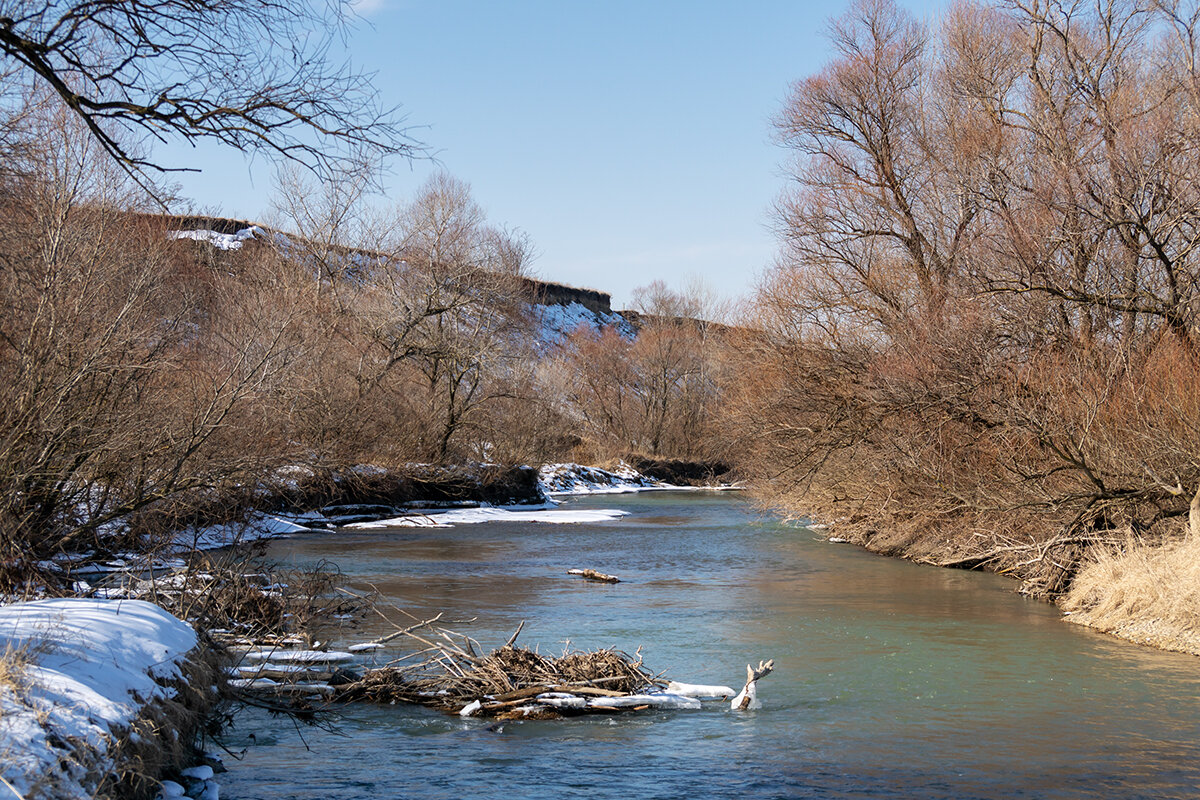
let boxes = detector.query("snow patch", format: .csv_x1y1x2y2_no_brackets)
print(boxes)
168,226,260,251
242,650,354,664
533,301,635,349
665,680,737,699
586,692,702,710
537,462,665,495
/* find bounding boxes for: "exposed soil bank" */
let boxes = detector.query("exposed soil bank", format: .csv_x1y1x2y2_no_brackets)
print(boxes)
269,463,545,512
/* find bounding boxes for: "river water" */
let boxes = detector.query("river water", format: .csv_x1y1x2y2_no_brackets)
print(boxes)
219,492,1200,799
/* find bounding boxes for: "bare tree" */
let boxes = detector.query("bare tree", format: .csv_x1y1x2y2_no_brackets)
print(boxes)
0,0,415,180
391,174,535,461
270,171,537,465
733,0,1200,599
0,103,306,576
550,280,726,461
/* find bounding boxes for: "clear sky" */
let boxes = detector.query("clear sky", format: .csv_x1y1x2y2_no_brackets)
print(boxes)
159,0,945,309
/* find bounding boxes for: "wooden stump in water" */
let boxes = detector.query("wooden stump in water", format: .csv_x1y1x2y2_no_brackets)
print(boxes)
731,659,774,711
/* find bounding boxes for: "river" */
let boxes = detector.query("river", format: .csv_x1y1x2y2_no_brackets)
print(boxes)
218,491,1200,799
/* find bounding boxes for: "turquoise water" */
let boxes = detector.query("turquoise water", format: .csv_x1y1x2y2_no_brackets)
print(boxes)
219,492,1200,799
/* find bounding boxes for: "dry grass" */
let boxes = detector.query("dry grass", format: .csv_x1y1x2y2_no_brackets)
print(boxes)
1061,532,1200,655
0,642,31,695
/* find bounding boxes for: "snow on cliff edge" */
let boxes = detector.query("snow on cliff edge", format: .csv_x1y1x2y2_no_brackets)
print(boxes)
0,599,197,800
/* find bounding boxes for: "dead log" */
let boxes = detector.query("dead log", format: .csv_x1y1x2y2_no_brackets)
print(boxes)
489,683,624,703
567,568,620,583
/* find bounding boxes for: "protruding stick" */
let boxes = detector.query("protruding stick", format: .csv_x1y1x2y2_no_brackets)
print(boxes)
731,659,774,711
504,620,526,648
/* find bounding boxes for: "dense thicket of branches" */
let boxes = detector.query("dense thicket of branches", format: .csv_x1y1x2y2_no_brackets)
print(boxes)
0,102,308,574
546,281,729,462
730,0,1200,596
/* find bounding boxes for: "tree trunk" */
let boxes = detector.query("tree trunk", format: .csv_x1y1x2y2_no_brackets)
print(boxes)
1189,482,1200,540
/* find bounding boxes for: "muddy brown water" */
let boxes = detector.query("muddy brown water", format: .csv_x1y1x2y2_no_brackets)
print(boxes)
219,491,1200,799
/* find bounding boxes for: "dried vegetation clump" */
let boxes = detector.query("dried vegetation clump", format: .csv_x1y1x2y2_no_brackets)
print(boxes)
123,557,357,642
98,650,226,800
0,642,31,696
1061,530,1200,656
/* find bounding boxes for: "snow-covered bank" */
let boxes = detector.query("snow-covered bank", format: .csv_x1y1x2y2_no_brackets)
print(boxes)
0,599,205,800
537,461,738,496
179,511,315,549
533,301,636,350
346,505,630,530
344,462,674,529
43,512,318,582
538,462,667,495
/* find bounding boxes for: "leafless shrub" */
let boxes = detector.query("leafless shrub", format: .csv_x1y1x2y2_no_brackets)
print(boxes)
0,102,307,581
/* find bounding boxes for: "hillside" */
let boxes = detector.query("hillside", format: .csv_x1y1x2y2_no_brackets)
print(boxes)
154,213,637,347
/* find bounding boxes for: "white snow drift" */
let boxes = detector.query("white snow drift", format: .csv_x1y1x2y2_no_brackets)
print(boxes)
0,599,197,800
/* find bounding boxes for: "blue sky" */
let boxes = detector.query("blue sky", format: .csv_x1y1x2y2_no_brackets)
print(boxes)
161,0,945,308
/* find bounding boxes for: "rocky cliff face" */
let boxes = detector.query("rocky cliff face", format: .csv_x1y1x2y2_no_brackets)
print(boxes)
519,276,613,316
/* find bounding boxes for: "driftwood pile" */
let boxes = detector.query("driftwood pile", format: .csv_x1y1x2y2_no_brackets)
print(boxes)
233,610,770,720
333,615,672,719
340,642,663,719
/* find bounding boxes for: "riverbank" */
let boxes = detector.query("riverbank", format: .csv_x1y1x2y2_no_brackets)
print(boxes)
805,508,1200,659
0,599,222,800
